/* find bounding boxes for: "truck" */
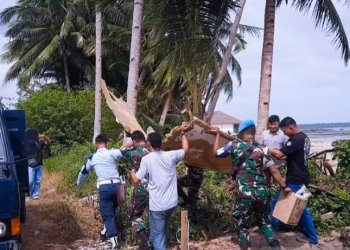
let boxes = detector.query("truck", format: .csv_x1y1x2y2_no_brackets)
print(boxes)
0,108,29,249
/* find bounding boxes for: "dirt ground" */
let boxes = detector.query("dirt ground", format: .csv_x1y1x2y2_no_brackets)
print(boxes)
21,171,346,250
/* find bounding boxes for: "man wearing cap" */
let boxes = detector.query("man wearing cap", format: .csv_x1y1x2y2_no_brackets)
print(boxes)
77,134,122,249
206,120,291,250
269,117,318,245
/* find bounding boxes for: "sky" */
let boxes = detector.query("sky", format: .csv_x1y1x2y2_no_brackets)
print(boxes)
0,0,350,123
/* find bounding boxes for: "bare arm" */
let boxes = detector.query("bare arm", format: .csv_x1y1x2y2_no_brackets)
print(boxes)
181,133,189,155
268,165,291,195
130,169,141,185
269,148,286,160
204,127,221,156
213,132,221,155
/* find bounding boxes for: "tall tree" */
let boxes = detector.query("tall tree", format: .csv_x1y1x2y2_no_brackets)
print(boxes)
204,0,247,122
256,0,276,139
256,0,350,139
93,6,102,141
0,0,89,90
127,0,144,114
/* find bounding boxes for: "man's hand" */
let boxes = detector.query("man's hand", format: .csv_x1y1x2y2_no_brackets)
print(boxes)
124,126,132,135
205,127,220,135
181,123,193,133
262,146,269,155
282,187,292,196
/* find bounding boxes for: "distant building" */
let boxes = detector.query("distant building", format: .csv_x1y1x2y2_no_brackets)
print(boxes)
210,111,241,134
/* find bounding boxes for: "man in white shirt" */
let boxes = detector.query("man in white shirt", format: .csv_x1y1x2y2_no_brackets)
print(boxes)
260,115,289,150
77,134,123,249
130,129,190,250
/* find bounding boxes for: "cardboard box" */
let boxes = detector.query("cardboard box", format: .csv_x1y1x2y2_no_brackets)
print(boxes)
272,191,309,226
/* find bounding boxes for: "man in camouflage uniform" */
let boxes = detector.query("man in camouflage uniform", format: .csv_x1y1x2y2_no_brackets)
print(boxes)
177,163,203,223
121,130,152,250
207,120,291,250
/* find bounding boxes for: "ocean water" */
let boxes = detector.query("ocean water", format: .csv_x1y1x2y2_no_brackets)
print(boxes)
300,123,350,153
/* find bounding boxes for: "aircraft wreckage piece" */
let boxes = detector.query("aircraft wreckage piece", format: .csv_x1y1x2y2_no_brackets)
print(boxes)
100,80,234,172
100,79,146,135
163,119,236,173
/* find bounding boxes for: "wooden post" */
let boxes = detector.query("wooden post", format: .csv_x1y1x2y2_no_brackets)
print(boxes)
181,210,188,250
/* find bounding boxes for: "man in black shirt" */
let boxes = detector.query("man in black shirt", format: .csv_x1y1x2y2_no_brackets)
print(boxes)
269,117,318,245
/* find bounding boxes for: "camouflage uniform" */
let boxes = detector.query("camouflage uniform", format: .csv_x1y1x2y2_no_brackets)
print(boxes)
217,141,277,250
122,146,151,249
177,164,203,223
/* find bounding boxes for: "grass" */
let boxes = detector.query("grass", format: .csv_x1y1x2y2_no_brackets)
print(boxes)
42,142,350,246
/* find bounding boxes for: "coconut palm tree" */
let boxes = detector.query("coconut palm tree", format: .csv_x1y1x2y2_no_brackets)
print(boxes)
204,0,247,122
141,0,259,123
93,4,102,140
256,0,350,139
0,0,90,91
127,0,144,114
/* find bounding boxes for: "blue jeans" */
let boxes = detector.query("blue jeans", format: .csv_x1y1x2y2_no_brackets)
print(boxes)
28,165,43,199
99,183,120,238
270,183,318,244
149,207,176,250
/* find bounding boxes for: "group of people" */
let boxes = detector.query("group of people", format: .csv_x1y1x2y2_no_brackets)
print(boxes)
76,115,318,250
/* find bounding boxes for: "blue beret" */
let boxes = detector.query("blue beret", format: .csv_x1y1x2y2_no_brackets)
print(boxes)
238,120,255,133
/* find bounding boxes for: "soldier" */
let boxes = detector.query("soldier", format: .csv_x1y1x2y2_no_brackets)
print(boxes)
177,164,203,223
120,129,152,250
206,120,291,250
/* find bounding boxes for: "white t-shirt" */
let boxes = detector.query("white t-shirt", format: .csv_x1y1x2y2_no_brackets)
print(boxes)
136,149,185,211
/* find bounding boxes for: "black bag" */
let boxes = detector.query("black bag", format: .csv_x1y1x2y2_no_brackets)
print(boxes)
25,129,42,168
116,177,127,204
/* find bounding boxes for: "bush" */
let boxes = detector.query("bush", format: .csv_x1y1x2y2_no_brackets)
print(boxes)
333,140,350,175
17,87,122,145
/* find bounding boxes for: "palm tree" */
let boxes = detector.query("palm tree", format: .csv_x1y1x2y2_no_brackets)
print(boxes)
204,0,247,122
127,0,144,114
141,0,257,123
94,5,102,141
0,0,89,91
256,0,350,139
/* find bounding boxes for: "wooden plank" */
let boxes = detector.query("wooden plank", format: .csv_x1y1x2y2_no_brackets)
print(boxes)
181,210,188,250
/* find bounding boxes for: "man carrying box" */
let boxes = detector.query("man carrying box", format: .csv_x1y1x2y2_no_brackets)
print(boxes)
269,116,318,245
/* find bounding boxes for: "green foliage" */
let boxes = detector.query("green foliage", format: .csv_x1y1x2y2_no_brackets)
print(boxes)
44,143,97,196
333,140,350,175
309,192,350,233
17,87,121,145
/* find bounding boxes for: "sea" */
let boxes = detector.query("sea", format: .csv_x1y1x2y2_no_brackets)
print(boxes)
300,123,350,153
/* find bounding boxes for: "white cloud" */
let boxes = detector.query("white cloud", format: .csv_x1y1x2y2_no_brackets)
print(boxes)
217,0,350,123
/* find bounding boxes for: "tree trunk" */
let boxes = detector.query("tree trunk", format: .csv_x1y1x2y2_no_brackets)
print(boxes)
127,0,144,114
204,0,246,122
159,91,173,126
205,89,220,123
93,8,102,142
256,0,276,140
63,56,71,92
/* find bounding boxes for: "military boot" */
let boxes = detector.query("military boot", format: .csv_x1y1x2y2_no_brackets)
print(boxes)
269,239,281,250
137,230,152,250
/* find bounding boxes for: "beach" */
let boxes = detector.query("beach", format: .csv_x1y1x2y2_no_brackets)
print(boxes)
302,125,350,153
